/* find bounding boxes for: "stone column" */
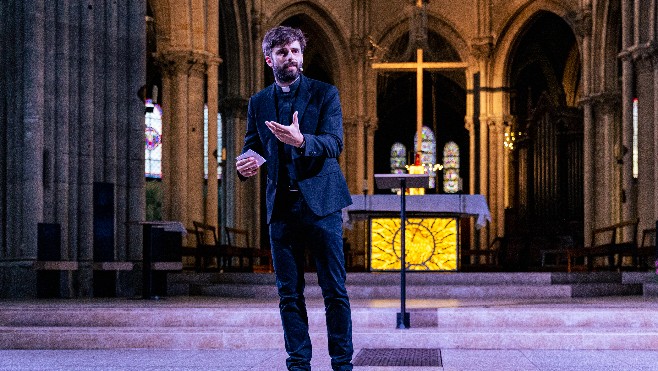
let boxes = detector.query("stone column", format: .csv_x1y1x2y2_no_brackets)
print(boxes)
493,118,506,237
472,37,493,248
205,0,220,228
652,51,658,224
206,59,221,228
77,0,96,297
67,0,81,264
576,6,595,238
220,96,252,237
620,0,636,223
158,52,187,228
21,0,46,259
464,116,476,250
342,118,363,193
365,119,377,194
126,0,146,264
187,61,206,230
55,0,71,262
593,94,620,227
158,51,215,230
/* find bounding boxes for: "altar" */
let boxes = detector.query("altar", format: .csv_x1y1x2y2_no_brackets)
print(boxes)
344,194,491,271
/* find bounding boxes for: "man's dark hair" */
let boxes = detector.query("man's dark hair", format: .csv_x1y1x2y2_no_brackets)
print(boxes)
262,26,306,57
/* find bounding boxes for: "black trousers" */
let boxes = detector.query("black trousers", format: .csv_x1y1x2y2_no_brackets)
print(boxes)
269,191,353,371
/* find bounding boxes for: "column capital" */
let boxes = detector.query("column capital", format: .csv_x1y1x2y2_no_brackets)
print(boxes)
344,116,377,131
470,36,493,60
155,49,222,77
350,35,369,56
487,116,507,133
464,117,474,132
629,42,658,70
580,90,621,109
573,7,592,38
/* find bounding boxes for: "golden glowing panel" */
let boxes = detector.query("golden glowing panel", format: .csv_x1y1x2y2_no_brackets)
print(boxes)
370,217,457,271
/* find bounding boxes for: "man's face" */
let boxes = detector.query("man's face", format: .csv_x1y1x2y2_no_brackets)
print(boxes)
265,40,303,84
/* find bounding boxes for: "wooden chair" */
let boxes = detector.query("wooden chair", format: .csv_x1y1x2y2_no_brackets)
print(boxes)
224,227,272,272
540,235,576,270
634,228,656,270
460,236,505,271
192,221,242,272
567,219,639,272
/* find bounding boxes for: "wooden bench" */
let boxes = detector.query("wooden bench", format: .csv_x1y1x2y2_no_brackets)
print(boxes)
193,221,248,272
224,227,272,273
567,219,639,272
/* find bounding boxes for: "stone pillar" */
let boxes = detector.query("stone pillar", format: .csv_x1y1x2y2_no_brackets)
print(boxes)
652,52,658,224
620,0,636,223
206,60,220,228
22,0,46,260
464,116,476,250
220,96,253,236
593,94,620,227
67,1,81,265
576,6,594,237
159,50,218,231
77,0,96,297
343,118,363,193
366,119,377,194
187,62,206,230
492,118,506,238
126,0,147,264
205,0,220,228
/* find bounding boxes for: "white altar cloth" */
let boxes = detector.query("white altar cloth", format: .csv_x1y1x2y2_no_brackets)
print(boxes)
344,194,491,229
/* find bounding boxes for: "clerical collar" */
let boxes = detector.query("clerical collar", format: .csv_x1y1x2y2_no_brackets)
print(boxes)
278,76,300,93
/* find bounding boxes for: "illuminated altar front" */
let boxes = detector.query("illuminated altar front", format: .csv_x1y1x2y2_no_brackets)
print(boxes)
345,194,490,271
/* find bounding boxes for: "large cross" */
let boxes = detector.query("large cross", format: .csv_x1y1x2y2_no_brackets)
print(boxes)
373,48,467,157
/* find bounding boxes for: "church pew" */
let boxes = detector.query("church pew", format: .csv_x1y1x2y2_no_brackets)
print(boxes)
567,219,639,272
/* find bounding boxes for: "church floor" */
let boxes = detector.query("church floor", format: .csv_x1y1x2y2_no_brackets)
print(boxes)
2,296,658,370
2,348,658,370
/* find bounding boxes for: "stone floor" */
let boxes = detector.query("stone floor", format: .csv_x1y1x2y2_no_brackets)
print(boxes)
2,294,658,370
2,348,658,370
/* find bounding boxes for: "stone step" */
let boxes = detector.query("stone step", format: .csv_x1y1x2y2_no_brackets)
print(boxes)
3,305,657,329
169,272,630,286
169,272,643,298
175,282,642,299
2,325,658,350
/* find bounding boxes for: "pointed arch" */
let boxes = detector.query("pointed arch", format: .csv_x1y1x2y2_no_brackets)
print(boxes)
491,1,580,91
265,1,353,92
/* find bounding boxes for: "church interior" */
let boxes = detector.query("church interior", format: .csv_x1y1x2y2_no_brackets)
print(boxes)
1,0,658,298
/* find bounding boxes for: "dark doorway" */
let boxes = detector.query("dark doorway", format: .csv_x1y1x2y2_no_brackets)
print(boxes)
506,11,584,268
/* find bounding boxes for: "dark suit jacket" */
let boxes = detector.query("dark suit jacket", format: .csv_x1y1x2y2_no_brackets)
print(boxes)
240,75,352,224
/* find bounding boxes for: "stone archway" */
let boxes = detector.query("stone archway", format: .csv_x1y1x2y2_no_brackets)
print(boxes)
505,11,584,269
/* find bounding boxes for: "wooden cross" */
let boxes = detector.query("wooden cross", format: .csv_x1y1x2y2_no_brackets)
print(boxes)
373,48,467,156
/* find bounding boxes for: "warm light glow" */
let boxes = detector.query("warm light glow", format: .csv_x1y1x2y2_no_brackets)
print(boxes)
406,164,427,195
370,217,458,271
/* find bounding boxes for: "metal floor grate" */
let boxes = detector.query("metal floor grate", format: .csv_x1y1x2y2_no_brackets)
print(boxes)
353,348,442,367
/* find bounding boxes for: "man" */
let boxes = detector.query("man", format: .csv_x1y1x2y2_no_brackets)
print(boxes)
235,26,354,371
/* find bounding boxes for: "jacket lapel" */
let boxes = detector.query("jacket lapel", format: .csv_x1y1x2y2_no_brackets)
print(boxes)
293,76,311,133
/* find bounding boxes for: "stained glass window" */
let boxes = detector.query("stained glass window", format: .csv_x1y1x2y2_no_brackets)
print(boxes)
204,105,222,179
443,141,460,193
413,126,437,188
390,142,407,174
145,99,162,178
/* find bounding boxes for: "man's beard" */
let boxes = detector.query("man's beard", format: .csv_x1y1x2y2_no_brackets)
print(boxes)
273,61,302,83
